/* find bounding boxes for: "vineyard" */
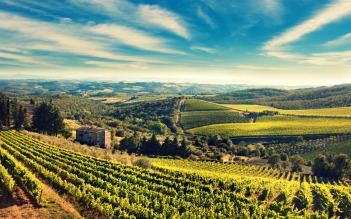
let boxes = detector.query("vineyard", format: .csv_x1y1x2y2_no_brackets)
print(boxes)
181,111,248,129
151,158,351,218
189,116,351,137
302,139,351,162
181,99,248,130
224,104,351,117
1,130,351,218
267,135,351,157
183,99,230,111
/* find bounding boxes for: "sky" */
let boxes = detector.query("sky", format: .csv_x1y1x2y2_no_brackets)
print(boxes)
0,0,351,86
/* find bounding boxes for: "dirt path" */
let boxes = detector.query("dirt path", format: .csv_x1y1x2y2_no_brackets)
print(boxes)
0,184,47,219
176,99,185,125
0,181,82,219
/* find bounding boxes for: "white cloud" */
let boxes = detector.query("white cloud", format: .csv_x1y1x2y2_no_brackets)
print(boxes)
265,51,302,61
86,61,148,69
0,51,47,66
197,7,216,29
324,32,351,47
233,65,288,71
89,24,185,54
0,11,160,64
261,0,282,14
191,46,215,53
301,50,351,65
70,0,191,39
264,0,351,51
263,0,351,65
137,5,190,39
0,47,25,53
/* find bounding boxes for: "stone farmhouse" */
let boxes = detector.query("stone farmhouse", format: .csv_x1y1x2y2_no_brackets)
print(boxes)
76,126,111,149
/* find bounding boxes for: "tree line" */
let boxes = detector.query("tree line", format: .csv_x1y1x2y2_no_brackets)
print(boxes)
117,133,189,158
312,153,351,180
202,85,351,109
0,92,30,129
0,92,65,136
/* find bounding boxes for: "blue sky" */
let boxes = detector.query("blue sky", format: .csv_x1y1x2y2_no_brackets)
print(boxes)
0,0,350,85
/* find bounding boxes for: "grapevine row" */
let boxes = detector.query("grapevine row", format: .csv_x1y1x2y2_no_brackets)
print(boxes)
0,143,42,203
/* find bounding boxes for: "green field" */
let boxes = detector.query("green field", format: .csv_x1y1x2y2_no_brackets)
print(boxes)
224,104,351,117
181,111,248,129
189,116,351,137
302,140,351,162
183,99,230,111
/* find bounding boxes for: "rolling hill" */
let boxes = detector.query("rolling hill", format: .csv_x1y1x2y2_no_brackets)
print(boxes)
203,84,351,109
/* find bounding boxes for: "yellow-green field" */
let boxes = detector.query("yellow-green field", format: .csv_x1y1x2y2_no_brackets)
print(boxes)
183,99,230,111
189,116,351,137
181,111,248,129
223,104,351,117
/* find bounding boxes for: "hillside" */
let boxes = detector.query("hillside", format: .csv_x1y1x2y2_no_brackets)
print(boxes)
183,99,230,111
203,84,351,109
180,99,250,130
0,80,300,96
302,140,351,162
224,104,351,117
181,111,248,129
1,130,351,218
189,116,351,137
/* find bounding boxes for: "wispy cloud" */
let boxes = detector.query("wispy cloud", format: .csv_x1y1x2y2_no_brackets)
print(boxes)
70,0,191,39
260,0,283,15
0,47,26,54
324,32,351,47
88,24,185,54
197,7,216,29
233,65,288,71
0,11,161,65
137,5,190,39
265,52,302,61
0,51,48,66
86,61,148,69
301,50,351,66
264,0,351,51
191,46,215,54
263,0,351,66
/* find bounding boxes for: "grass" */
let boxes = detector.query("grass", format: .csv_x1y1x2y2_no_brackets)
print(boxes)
224,104,351,117
189,116,351,137
301,140,351,162
183,99,230,111
181,111,248,129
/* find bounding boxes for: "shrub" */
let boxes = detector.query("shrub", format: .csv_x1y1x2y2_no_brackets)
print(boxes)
133,157,152,169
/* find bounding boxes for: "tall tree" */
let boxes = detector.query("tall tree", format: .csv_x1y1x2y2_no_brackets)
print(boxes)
146,134,161,155
0,93,9,126
312,154,332,178
32,102,65,135
179,137,189,158
161,137,171,156
14,105,27,129
170,137,179,156
332,154,350,180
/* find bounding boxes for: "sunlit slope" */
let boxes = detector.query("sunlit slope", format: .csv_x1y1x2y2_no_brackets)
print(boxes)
189,116,351,137
181,111,248,129
302,140,351,162
183,99,230,111
224,104,351,117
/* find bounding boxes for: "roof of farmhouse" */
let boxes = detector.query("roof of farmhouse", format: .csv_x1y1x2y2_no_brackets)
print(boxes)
76,126,106,133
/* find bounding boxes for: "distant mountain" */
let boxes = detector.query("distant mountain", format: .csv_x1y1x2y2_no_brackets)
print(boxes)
0,80,305,96
203,84,351,109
